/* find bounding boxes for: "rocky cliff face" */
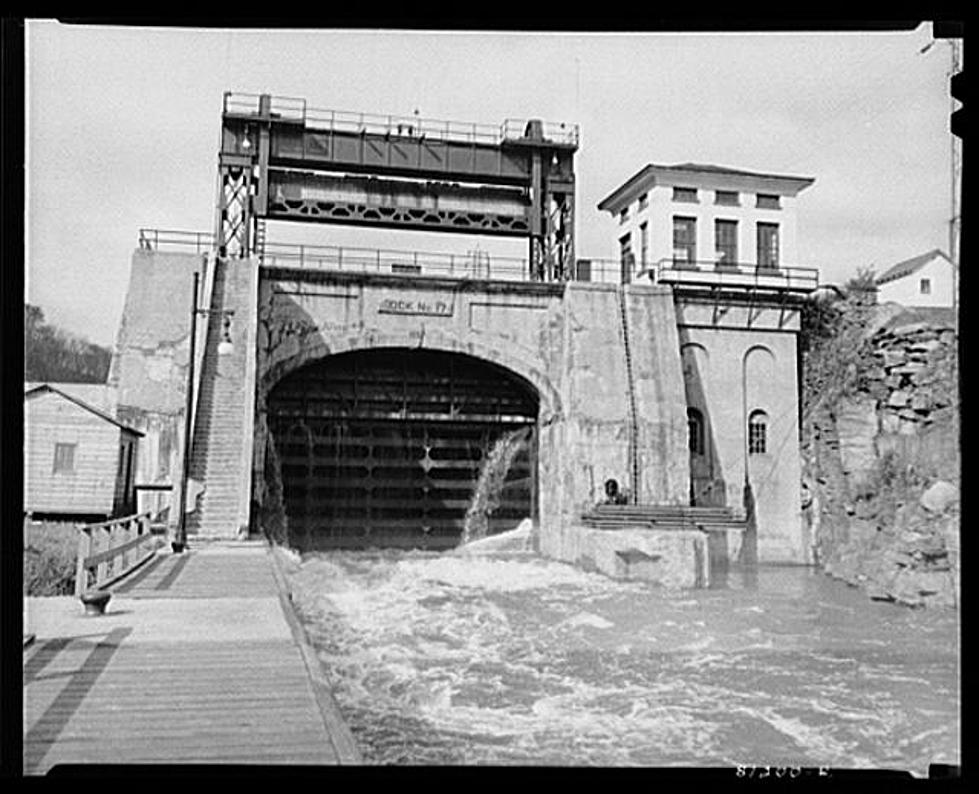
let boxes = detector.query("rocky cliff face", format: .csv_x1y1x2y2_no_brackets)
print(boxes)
801,301,959,609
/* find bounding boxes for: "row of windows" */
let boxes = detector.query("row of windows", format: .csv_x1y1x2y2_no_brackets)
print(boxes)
687,408,768,455
620,190,780,222
620,218,780,268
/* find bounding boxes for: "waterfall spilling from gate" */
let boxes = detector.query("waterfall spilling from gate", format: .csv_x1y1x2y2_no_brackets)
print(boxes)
461,426,533,546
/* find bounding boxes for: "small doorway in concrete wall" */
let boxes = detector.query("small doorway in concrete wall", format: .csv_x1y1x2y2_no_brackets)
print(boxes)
688,407,724,506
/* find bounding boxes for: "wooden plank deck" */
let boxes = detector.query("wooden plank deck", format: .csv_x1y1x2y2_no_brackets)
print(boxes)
23,543,360,773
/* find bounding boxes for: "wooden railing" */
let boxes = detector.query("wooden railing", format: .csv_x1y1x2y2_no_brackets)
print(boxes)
74,508,167,596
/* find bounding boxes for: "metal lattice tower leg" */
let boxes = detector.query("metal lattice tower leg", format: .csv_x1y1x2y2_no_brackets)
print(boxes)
216,164,254,259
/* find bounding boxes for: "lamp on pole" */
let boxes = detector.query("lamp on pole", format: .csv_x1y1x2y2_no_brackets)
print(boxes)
172,269,235,553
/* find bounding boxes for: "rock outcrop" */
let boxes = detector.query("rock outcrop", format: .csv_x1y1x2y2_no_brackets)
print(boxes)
802,302,959,608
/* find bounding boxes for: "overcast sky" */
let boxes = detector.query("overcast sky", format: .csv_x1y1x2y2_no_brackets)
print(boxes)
26,21,958,347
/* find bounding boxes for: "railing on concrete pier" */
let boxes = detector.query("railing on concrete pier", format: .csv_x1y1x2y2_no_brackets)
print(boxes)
135,230,818,291
139,228,214,254
74,507,169,596
261,242,627,283
648,259,820,293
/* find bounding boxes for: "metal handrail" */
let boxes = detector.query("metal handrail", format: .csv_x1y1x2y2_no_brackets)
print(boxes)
263,242,529,280
139,228,215,253
133,230,817,289
649,258,820,290
222,91,579,147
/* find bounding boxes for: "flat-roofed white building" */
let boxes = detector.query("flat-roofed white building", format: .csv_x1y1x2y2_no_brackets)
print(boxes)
597,163,815,288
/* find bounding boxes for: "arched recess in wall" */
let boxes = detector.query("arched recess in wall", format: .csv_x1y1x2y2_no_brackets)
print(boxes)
743,344,776,419
259,326,563,423
680,342,710,409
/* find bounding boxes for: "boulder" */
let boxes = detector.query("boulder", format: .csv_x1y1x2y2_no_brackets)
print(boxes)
899,419,918,436
910,339,942,354
942,522,960,553
911,570,952,597
880,412,901,434
910,393,932,412
891,321,932,337
882,350,907,368
920,480,959,513
887,390,910,408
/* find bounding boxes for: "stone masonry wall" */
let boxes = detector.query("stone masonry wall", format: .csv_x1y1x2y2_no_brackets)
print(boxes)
802,303,959,608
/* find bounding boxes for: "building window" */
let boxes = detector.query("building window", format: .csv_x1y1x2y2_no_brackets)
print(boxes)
53,442,76,474
619,206,629,224
920,278,931,294
687,408,705,455
715,190,740,206
638,192,648,210
715,219,738,266
619,233,633,283
673,216,697,265
757,193,781,210
673,187,698,203
640,222,648,270
748,410,768,454
757,223,779,268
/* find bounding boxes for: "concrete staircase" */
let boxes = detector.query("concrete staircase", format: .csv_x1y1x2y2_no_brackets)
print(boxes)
582,504,749,573
185,258,256,538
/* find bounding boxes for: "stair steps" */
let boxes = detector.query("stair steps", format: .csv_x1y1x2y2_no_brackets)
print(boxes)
183,258,253,537
582,504,746,532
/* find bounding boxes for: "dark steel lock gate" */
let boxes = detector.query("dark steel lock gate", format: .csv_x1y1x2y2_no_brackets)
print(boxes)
268,348,538,551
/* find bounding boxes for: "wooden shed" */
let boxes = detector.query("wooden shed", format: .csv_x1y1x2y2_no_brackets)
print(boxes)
25,384,144,520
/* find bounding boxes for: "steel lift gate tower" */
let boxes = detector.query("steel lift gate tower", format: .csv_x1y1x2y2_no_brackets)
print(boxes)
215,93,579,281
203,93,581,549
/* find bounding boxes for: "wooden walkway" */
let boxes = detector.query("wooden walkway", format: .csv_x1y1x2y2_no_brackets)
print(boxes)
23,543,360,773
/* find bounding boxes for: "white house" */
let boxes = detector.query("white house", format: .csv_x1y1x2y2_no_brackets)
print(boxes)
875,249,955,308
596,162,815,285
25,384,142,519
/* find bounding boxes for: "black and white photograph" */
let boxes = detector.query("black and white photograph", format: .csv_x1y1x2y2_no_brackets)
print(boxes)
19,20,961,777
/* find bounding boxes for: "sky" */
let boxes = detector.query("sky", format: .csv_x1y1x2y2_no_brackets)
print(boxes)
26,21,959,347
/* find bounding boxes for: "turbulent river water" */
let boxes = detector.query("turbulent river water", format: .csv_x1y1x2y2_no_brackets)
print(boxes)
286,540,959,772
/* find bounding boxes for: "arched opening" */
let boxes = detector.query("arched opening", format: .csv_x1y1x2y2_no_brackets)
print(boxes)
266,347,539,551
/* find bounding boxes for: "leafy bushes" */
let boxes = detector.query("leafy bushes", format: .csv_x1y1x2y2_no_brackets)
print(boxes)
24,521,78,596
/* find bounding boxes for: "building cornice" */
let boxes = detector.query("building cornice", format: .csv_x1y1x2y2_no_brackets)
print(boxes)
597,163,815,215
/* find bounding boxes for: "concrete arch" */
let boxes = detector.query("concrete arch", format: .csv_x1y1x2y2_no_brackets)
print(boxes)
680,341,710,359
259,324,563,422
680,341,711,382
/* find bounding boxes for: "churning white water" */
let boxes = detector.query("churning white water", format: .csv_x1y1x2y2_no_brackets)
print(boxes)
286,547,959,771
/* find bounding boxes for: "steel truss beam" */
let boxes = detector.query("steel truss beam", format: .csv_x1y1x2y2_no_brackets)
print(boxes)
216,93,578,280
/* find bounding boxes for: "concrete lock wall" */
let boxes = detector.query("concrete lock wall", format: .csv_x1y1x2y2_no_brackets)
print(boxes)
252,273,694,575
115,250,810,577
